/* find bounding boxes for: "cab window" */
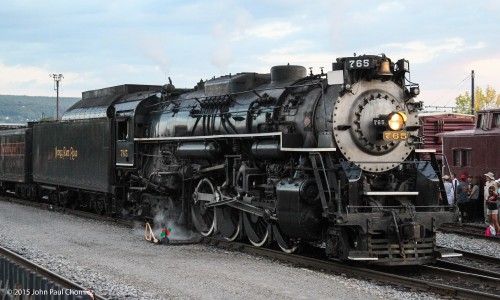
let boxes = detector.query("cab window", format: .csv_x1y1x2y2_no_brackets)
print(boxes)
117,120,129,141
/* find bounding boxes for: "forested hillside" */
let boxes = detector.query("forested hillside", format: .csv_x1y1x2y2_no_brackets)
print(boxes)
0,95,79,123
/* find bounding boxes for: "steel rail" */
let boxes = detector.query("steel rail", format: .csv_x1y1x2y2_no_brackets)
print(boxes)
455,249,500,265
202,237,500,300
440,223,500,243
435,248,500,278
435,259,500,278
0,245,107,300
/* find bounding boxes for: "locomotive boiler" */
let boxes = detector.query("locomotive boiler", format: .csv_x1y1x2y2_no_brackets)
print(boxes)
0,54,460,265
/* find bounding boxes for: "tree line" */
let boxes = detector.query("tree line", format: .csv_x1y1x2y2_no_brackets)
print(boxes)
0,95,79,123
454,86,500,115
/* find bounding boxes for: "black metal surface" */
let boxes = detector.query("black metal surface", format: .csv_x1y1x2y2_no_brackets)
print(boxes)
250,140,283,159
204,72,270,97
177,141,222,161
32,121,114,192
270,65,306,83
0,127,32,183
276,179,322,239
63,84,161,121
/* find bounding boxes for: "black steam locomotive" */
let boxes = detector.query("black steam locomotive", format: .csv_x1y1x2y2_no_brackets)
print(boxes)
0,54,459,265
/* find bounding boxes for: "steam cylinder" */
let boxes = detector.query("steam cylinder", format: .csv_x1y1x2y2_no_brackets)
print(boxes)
177,142,221,160
251,140,283,159
276,179,322,239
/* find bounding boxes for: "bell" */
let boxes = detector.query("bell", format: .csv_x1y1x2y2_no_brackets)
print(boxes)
377,58,393,77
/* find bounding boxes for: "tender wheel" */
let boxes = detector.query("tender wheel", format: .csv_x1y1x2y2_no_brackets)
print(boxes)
273,224,299,254
243,213,269,247
95,198,105,215
191,178,217,236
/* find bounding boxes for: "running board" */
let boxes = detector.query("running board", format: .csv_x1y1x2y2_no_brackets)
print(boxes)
347,251,379,261
435,248,462,258
363,191,419,196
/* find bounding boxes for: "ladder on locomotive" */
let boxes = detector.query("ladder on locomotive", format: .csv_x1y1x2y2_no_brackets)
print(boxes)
309,152,339,216
428,151,448,205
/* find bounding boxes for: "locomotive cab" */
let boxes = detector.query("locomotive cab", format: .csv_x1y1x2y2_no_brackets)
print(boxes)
113,86,162,168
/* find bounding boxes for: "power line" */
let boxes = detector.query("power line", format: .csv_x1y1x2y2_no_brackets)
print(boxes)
443,74,472,107
427,74,471,107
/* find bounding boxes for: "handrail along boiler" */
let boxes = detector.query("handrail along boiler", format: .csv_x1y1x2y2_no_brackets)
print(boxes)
0,54,459,265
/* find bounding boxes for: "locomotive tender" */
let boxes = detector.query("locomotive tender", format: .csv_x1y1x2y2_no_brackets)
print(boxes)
0,54,459,265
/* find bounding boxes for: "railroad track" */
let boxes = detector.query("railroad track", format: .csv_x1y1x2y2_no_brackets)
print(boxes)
440,222,500,242
201,237,500,299
0,245,106,300
2,196,500,299
437,249,500,277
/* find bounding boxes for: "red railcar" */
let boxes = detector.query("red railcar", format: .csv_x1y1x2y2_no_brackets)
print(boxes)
419,112,475,158
439,109,500,178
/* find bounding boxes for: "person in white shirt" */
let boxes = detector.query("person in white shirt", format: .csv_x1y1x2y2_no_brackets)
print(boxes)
484,172,497,224
450,173,459,204
442,175,454,205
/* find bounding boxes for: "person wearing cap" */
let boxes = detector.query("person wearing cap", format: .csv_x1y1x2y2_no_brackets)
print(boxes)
442,175,454,205
484,172,497,224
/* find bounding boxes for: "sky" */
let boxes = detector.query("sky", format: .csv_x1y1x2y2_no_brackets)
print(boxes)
0,0,499,109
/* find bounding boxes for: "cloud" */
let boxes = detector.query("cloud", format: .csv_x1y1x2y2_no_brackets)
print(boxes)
381,38,485,64
463,57,500,88
254,42,337,73
418,54,500,107
0,62,65,96
0,61,112,97
245,21,302,39
376,1,405,12
210,23,234,75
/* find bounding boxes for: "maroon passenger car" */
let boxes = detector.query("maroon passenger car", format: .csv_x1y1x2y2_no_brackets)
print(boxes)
419,112,475,158
439,109,500,177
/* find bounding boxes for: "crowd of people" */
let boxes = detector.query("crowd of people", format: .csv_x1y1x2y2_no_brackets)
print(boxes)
442,172,500,235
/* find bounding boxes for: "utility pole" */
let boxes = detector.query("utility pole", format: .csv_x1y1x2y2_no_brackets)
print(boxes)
50,74,64,121
471,70,475,116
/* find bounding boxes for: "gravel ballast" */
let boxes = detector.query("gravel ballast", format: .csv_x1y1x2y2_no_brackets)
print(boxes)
0,200,465,299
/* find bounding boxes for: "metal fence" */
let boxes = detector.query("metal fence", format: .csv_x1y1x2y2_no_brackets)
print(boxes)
0,256,92,300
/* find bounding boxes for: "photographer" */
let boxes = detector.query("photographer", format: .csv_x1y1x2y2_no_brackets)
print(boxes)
486,186,500,234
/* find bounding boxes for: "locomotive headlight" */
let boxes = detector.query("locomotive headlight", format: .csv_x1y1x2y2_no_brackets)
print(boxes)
387,112,407,131
410,86,420,96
